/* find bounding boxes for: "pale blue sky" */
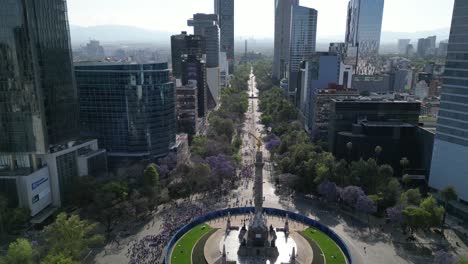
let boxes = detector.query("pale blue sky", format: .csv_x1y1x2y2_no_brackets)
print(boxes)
67,0,455,38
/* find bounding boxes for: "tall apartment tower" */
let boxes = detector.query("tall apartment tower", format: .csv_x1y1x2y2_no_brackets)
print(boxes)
170,31,205,79
273,0,299,80
188,14,220,68
345,0,384,75
288,5,318,104
429,0,468,202
0,0,107,216
215,0,235,73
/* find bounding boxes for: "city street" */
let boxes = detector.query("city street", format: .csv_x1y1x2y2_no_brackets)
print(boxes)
94,69,467,264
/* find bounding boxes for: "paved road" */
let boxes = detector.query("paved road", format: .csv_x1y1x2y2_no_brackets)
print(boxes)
232,69,427,264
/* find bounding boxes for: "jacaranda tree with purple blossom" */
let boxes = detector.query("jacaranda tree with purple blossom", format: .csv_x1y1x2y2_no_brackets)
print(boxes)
341,186,365,207
204,154,236,180
386,204,406,225
317,180,339,202
355,194,377,228
265,135,281,152
434,250,456,264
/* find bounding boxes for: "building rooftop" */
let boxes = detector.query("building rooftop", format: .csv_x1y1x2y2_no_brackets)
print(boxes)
332,98,420,104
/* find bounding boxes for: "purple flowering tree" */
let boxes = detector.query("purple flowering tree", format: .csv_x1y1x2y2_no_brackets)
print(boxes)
265,136,281,152
355,194,377,229
386,204,406,225
434,250,456,264
204,154,236,180
341,186,365,207
317,181,339,202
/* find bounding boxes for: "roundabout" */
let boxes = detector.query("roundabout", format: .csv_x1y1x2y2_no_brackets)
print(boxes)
165,207,352,264
165,152,352,264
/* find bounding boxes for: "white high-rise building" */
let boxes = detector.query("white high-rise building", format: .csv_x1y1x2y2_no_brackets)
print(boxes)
272,0,298,80
429,0,468,202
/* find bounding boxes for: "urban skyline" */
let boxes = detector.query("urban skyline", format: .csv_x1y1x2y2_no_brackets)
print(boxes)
67,0,454,39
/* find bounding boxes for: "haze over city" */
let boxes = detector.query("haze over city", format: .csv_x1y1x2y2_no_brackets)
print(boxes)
67,0,455,39
1,0,468,264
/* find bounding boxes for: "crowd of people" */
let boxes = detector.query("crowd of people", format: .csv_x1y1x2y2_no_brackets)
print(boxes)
126,93,262,263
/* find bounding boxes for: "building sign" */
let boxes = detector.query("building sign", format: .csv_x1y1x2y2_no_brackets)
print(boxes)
31,177,48,190
32,188,50,204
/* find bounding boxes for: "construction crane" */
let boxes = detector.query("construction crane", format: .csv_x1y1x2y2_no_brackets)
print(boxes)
248,132,262,151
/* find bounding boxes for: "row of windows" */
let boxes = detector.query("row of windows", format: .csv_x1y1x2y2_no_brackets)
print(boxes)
443,85,468,96
443,77,468,87
441,93,468,104
445,69,468,78
440,100,468,113
438,117,468,131
438,109,468,121
436,132,468,148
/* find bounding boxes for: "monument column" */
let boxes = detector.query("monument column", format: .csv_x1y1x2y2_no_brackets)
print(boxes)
254,151,264,213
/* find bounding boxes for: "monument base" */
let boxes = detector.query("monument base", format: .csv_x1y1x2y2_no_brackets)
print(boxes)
237,245,279,258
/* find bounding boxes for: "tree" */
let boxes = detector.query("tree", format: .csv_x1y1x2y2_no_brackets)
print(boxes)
400,188,422,206
317,181,339,202
374,146,382,164
204,154,235,180
144,163,160,191
44,213,104,260
402,206,430,233
440,186,458,225
341,186,365,207
346,142,353,163
402,174,412,188
0,238,35,264
381,178,401,208
419,196,444,228
355,195,377,227
386,204,405,224
434,250,456,264
400,157,410,176
40,253,78,264
334,159,348,186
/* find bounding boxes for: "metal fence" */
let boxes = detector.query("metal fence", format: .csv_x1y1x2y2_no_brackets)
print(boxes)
164,207,353,264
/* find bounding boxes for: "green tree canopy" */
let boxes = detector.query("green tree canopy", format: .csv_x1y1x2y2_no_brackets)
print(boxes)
44,213,104,260
0,238,35,264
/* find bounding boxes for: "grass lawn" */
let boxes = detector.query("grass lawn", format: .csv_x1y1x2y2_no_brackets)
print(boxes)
171,224,213,264
301,228,347,264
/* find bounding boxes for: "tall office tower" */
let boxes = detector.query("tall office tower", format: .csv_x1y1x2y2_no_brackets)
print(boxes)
77,63,176,160
188,14,220,68
430,0,468,202
0,0,107,216
345,0,384,75
170,31,205,79
417,36,437,57
83,40,105,60
398,39,411,55
288,5,318,104
215,0,235,73
182,55,209,118
273,0,299,80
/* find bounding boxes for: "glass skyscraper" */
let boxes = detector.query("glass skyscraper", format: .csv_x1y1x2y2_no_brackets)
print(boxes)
345,0,384,75
288,5,317,104
215,0,235,73
272,0,299,80
188,14,220,68
0,0,79,153
429,0,468,202
76,63,176,159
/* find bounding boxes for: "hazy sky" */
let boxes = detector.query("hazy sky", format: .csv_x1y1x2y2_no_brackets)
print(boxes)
67,0,454,38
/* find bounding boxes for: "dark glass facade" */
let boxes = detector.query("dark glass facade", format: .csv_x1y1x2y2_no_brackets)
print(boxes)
0,0,79,153
328,99,421,153
170,32,205,79
182,56,208,118
188,14,219,68
76,63,176,159
215,0,235,73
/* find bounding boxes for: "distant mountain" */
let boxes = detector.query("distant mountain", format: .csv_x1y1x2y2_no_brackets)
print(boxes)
70,24,450,47
318,28,450,44
69,25,173,45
